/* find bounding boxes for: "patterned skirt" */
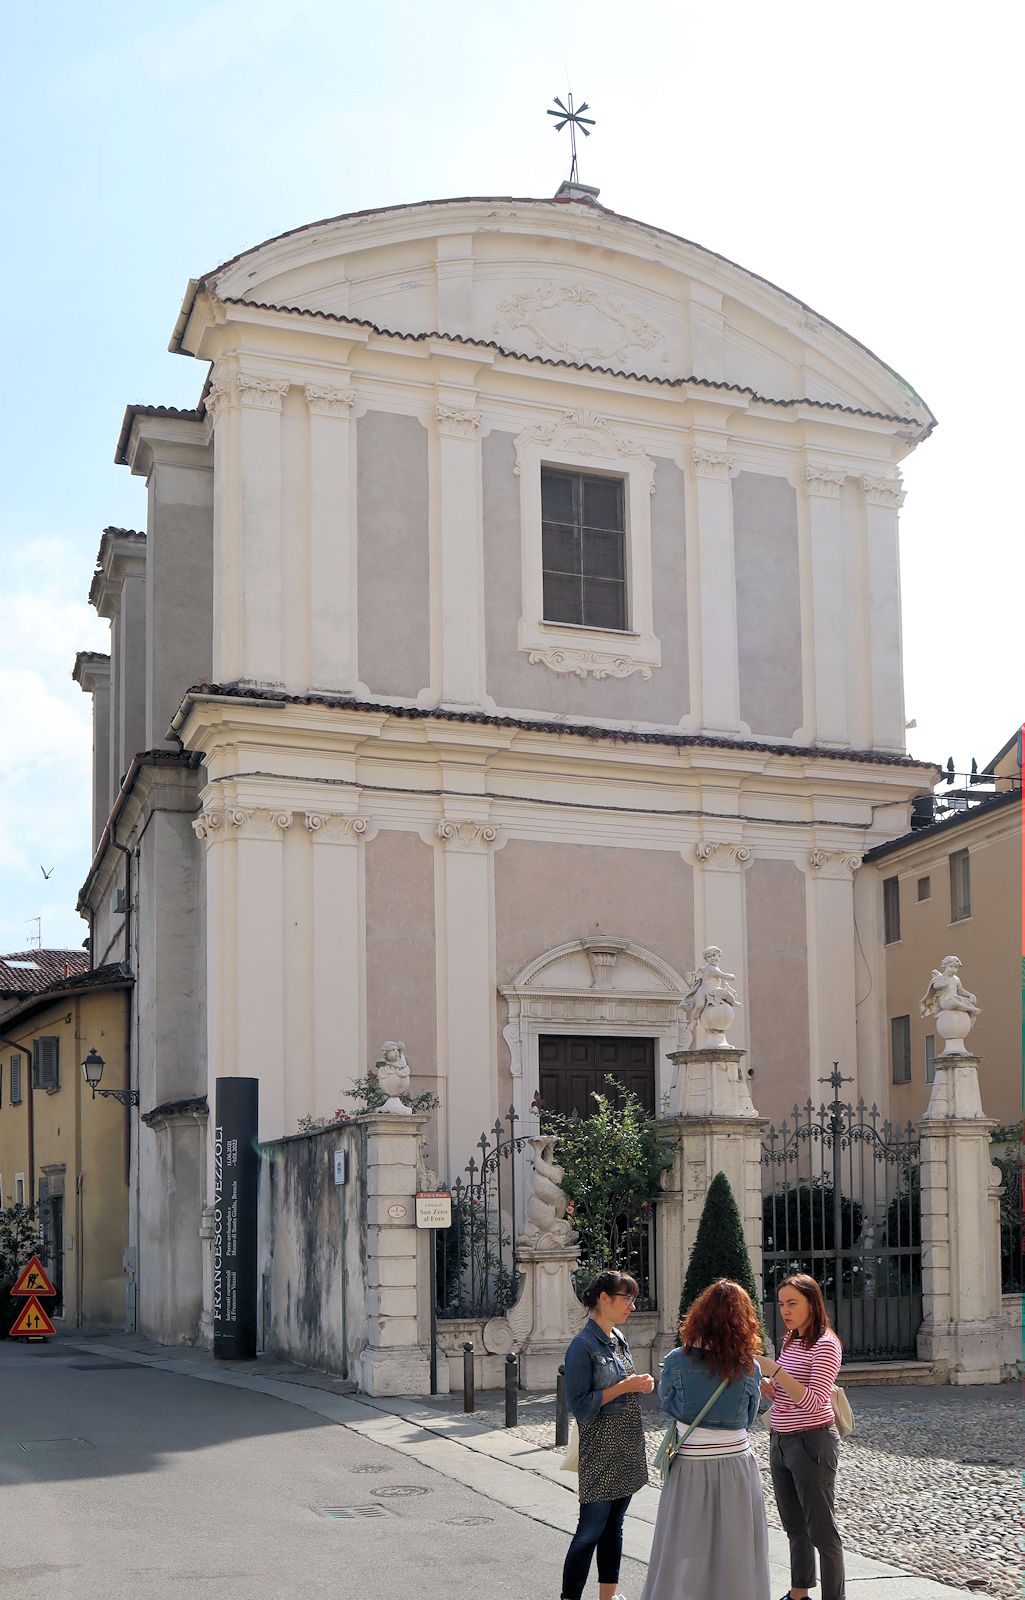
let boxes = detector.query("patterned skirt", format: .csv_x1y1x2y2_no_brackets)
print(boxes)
578,1395,649,1504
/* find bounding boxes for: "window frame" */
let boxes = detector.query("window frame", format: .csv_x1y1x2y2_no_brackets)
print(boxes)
890,1014,912,1084
514,412,660,677
949,848,971,922
924,1033,937,1083
15,1173,25,1206
883,875,901,944
540,466,629,633
916,875,931,902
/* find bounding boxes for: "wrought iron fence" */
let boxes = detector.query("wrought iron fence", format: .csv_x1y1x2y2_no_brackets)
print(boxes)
571,1200,657,1310
991,1130,1024,1294
435,1107,531,1319
761,1068,921,1360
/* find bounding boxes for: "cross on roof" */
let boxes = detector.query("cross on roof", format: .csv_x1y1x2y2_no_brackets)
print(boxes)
547,93,595,185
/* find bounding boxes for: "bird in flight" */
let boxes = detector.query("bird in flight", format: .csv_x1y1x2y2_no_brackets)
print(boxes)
40,866,54,880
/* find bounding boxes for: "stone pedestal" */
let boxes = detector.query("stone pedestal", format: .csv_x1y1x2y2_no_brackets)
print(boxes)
915,1056,1004,1384
665,1047,766,1354
357,1112,432,1396
486,1242,584,1388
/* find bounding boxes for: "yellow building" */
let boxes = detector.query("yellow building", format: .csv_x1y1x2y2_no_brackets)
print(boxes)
0,964,132,1327
863,731,1022,1129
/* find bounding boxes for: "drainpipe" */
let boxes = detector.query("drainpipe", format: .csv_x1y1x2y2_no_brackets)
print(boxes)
0,1033,35,1208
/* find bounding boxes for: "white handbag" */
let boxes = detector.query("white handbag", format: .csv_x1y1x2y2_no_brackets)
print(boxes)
560,1418,580,1472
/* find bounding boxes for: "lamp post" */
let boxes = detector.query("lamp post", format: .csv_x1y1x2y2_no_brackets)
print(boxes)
81,1048,139,1108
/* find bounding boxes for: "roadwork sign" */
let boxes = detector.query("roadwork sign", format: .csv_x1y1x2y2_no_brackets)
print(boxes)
9,1296,56,1338
10,1256,56,1298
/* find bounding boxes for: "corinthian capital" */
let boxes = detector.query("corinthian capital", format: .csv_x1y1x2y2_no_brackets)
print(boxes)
237,373,291,411
435,404,481,438
861,474,906,509
305,384,356,418
436,818,500,851
804,465,848,498
691,447,734,481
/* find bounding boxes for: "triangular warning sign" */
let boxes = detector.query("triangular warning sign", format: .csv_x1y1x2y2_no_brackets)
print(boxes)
9,1296,56,1337
11,1255,56,1297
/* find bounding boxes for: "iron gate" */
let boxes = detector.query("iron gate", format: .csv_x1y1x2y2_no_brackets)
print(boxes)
761,1067,921,1360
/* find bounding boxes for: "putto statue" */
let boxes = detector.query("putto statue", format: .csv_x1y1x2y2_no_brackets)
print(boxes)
682,945,741,1047
920,956,981,1057
374,1040,413,1114
518,1136,578,1250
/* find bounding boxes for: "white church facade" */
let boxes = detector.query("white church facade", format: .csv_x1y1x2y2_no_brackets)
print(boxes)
79,186,939,1344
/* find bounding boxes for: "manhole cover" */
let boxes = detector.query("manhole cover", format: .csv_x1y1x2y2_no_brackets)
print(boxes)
370,1484,431,1499
443,1516,495,1527
351,1464,390,1475
313,1505,393,1520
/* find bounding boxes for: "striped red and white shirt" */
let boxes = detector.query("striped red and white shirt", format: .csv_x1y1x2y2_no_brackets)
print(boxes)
769,1328,842,1433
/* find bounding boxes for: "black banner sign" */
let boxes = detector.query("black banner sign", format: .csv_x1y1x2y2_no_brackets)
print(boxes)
212,1077,259,1360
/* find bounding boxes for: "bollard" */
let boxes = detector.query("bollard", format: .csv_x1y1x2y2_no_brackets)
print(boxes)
555,1362,568,1447
462,1340,475,1414
504,1352,518,1428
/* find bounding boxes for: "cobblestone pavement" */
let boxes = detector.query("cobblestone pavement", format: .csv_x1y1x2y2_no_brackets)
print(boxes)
454,1384,1017,1599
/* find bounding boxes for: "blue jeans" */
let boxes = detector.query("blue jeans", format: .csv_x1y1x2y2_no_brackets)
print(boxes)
561,1494,631,1599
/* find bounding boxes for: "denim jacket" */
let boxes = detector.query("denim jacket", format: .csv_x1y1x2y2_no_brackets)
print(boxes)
564,1319,633,1429
658,1345,766,1430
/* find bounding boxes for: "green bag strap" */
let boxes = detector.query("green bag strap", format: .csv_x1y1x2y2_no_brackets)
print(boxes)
676,1376,730,1446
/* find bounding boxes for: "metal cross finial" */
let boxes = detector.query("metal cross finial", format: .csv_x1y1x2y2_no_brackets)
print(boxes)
818,1063,853,1101
547,93,595,184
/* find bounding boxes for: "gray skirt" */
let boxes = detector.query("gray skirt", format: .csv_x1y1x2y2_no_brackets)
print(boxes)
639,1448,771,1600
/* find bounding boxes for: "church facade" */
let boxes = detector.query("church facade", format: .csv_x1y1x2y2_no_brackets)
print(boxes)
82,187,938,1342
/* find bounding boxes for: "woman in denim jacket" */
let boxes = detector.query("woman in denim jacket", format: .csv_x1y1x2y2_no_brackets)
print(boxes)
560,1269,655,1600
640,1279,771,1600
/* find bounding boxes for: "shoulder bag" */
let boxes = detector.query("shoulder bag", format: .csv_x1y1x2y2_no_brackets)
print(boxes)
652,1375,729,1483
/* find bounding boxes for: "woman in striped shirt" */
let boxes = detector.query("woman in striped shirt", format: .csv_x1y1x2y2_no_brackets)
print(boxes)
760,1273,845,1600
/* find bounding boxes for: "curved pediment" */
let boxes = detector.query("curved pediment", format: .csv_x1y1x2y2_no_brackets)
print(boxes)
179,196,932,430
504,937,688,998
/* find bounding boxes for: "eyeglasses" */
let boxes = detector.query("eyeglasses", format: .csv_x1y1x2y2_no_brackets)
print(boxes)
616,1293,637,1306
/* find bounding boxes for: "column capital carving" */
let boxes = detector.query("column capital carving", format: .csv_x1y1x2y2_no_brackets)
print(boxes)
237,373,291,411
807,847,862,876
435,403,481,437
804,465,848,498
861,473,906,509
691,446,734,481
305,384,356,418
436,818,501,851
694,840,753,869
192,804,294,843
303,811,372,843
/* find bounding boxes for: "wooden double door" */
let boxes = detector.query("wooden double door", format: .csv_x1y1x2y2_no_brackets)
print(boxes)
538,1035,656,1119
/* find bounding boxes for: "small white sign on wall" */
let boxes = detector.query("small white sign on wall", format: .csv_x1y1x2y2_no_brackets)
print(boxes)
333,1149,348,1186
415,1191,452,1230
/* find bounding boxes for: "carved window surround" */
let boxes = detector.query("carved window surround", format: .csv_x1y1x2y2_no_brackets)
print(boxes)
500,937,691,1134
513,410,660,681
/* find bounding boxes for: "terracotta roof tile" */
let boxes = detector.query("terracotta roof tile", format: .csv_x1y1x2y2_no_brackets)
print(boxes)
0,949,89,997
114,403,207,467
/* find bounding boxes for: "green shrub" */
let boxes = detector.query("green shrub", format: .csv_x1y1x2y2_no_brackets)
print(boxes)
679,1171,764,1339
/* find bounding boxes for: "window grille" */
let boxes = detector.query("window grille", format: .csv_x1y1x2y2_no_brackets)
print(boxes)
890,1015,911,1084
883,876,901,944
541,467,626,631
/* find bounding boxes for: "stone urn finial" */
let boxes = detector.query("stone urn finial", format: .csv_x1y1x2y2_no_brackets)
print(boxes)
681,944,741,1048
374,1040,413,1114
919,956,981,1057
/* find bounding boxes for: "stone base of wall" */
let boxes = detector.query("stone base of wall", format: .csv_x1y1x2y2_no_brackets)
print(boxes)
358,1343,432,1396
917,1315,1009,1385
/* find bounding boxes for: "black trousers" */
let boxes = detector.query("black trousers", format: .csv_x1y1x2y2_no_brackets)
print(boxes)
769,1426,845,1600
561,1494,631,1599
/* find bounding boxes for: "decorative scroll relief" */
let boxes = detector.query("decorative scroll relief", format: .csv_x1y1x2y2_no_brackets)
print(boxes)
436,819,499,851
694,841,752,867
305,384,356,418
861,474,906,509
434,404,480,438
807,848,863,875
303,812,370,843
205,373,291,420
804,465,848,499
494,281,669,367
513,409,655,483
691,447,735,482
192,806,293,842
526,645,654,681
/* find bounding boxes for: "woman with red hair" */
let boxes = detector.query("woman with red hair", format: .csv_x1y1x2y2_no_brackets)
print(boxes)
640,1278,770,1600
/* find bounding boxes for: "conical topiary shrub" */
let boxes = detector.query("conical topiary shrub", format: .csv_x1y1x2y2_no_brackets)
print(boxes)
677,1171,764,1338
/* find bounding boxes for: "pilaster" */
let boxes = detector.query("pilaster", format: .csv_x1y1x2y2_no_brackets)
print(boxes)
305,811,374,1120
802,848,862,1101
804,465,849,745
691,446,741,733
861,474,906,751
306,384,358,693
691,840,752,1048
434,396,486,705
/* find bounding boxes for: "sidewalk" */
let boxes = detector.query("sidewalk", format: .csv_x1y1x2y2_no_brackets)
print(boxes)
62,1331,990,1599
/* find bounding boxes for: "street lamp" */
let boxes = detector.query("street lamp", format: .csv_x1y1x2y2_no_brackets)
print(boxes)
81,1048,139,1107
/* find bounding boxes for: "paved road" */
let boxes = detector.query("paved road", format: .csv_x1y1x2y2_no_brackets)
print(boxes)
0,1341,649,1600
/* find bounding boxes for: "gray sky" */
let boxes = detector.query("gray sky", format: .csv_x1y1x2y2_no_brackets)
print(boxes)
0,1,1018,953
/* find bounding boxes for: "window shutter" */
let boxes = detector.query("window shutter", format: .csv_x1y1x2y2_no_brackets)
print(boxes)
10,1056,22,1105
33,1037,59,1093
